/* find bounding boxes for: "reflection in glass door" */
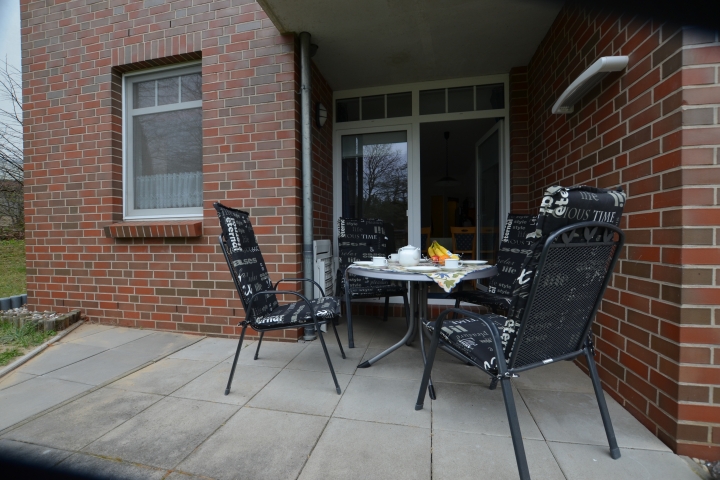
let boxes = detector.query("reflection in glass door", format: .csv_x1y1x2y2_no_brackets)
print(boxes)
341,131,408,250
476,120,503,263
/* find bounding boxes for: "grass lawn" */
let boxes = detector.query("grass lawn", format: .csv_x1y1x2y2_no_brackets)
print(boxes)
0,239,25,298
0,322,56,366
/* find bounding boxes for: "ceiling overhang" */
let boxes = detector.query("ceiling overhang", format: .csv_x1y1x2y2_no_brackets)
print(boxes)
258,0,565,91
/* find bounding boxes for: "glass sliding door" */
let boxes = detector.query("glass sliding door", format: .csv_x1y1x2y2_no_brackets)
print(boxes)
341,131,408,250
475,120,503,263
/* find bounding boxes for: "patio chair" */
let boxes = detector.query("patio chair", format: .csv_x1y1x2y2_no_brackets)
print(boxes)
415,185,627,480
448,214,537,314
215,202,346,395
450,226,476,259
337,217,410,348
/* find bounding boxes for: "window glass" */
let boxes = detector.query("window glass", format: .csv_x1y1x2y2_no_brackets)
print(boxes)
341,131,408,250
336,98,360,122
181,73,202,102
157,77,179,106
387,92,412,118
126,65,202,217
448,86,473,113
134,80,155,109
476,83,505,110
362,95,385,120
419,89,445,115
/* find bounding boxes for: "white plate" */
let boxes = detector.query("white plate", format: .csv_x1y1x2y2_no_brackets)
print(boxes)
353,261,374,266
366,264,389,269
406,266,439,273
460,260,488,265
441,266,461,271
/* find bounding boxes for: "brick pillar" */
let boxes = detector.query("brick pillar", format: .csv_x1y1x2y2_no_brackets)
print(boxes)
509,67,531,213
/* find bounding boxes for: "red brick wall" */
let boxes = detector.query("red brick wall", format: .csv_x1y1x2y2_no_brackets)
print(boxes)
311,61,334,240
21,0,332,342
517,3,720,459
509,67,531,214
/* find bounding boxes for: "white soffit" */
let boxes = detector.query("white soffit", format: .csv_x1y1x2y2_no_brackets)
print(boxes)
258,0,565,90
552,56,629,114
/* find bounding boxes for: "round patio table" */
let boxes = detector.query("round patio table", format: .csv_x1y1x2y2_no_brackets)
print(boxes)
345,263,498,398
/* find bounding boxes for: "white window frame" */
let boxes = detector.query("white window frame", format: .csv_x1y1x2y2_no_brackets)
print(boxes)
122,62,203,220
333,74,510,254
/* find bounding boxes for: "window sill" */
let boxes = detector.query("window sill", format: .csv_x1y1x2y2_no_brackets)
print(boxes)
104,220,203,238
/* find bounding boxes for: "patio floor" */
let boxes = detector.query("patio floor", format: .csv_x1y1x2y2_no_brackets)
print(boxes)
0,318,700,479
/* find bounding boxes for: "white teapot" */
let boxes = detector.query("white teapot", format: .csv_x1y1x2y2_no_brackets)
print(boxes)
398,245,420,266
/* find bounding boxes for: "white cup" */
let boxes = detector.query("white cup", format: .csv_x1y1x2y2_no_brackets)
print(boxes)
445,259,459,269
388,253,399,262
372,256,388,266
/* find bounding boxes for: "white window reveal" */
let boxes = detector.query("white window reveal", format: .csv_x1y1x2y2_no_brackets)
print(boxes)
123,64,202,219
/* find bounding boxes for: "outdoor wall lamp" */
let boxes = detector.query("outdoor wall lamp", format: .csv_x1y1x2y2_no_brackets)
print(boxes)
552,56,628,114
316,102,327,128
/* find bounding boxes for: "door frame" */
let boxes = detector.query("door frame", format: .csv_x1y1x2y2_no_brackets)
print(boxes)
332,74,510,257
475,119,508,258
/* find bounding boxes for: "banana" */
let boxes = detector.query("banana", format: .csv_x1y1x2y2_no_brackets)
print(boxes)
436,243,450,256
428,244,436,257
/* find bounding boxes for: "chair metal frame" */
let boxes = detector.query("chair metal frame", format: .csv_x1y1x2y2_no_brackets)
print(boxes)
219,235,346,396
416,222,625,480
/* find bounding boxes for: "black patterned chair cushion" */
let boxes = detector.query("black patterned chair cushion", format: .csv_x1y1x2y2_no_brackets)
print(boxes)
450,289,512,311
426,313,507,371
254,296,341,329
337,217,404,298
214,202,278,319
500,185,626,358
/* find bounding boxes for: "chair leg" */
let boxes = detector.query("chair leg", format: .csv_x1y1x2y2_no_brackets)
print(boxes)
585,346,621,459
330,320,346,359
500,376,531,480
254,332,264,360
402,290,410,329
317,326,342,395
345,288,355,349
382,295,390,321
415,327,441,410
453,297,461,318
224,324,247,395
417,319,436,400
489,378,498,390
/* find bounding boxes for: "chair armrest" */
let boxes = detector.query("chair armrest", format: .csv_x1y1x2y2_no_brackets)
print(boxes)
274,278,326,297
431,308,510,374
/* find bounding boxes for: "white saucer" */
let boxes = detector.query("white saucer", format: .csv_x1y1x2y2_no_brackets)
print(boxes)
460,260,488,265
406,266,439,273
366,264,389,269
441,266,461,271
353,261,374,266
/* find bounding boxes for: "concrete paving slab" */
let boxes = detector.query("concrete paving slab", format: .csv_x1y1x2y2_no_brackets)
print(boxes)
429,357,489,385
168,337,239,362
333,375,431,429
366,319,413,349
247,368,351,416
0,371,35,391
110,331,201,360
84,396,238,470
4,387,162,450
223,339,307,368
0,377,90,431
548,441,698,479
110,358,216,395
355,346,427,380
0,438,72,468
512,361,594,393
298,417,430,480
178,407,328,480
334,317,383,348
165,472,207,480
430,381,543,440
520,389,670,451
43,349,156,386
285,343,364,375
67,327,154,349
58,324,116,343
17,343,106,375
172,362,280,406
432,430,564,480
56,453,166,479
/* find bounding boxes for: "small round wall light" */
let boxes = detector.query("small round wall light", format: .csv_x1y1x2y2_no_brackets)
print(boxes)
316,102,327,128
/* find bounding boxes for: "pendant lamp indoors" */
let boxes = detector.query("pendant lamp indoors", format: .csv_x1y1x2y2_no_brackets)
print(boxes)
435,131,460,187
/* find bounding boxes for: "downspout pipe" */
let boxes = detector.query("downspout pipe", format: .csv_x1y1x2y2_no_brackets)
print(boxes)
300,32,314,301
